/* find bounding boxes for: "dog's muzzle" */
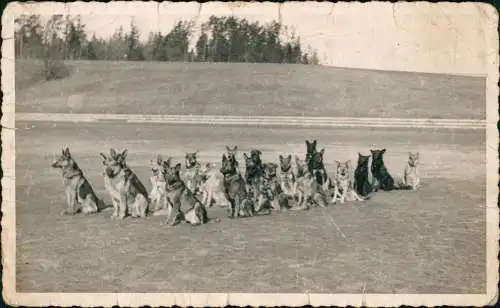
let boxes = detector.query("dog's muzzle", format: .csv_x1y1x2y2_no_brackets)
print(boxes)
105,167,115,177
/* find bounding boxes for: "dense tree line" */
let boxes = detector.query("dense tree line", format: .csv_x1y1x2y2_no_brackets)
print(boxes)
15,14,319,78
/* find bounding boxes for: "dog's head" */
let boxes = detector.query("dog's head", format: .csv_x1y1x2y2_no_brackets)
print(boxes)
161,159,181,184
408,152,420,167
335,160,352,178
250,149,262,164
295,155,308,177
225,145,238,163
279,154,293,172
357,152,371,168
220,154,237,176
307,148,325,171
243,152,259,171
305,139,317,157
51,147,75,169
370,148,386,168
99,148,128,178
263,163,278,179
185,151,199,168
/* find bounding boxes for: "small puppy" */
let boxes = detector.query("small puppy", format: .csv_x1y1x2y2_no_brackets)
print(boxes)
404,152,421,190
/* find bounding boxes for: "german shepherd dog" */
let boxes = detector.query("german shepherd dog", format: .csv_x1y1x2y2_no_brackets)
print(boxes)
99,149,149,219
307,148,332,191
149,155,167,214
182,151,201,193
220,154,255,218
305,139,318,163
354,153,373,197
404,152,421,190
161,159,211,226
370,149,410,191
195,162,231,208
278,154,298,205
244,150,264,206
51,148,103,216
294,155,329,209
255,163,282,212
225,145,240,170
333,160,365,204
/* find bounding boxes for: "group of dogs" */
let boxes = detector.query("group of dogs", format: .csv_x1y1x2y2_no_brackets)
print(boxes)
51,139,421,226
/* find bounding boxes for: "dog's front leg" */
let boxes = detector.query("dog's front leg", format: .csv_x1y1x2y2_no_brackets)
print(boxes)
63,187,76,215
118,193,128,220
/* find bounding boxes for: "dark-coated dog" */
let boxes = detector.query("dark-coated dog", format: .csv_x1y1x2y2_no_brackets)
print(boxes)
220,154,254,218
370,148,395,191
354,153,373,197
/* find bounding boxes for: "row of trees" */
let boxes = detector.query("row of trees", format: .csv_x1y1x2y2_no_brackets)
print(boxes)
15,14,320,65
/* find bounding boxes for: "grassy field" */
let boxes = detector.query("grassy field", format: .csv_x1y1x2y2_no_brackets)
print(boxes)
15,59,485,119
15,121,486,293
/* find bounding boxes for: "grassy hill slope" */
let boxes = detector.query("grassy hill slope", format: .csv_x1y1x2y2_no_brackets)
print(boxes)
15,60,485,119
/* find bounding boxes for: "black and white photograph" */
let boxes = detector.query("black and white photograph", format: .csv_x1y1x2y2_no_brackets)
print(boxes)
2,2,498,307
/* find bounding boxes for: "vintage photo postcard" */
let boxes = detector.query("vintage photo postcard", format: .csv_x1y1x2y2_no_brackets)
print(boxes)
2,1,499,307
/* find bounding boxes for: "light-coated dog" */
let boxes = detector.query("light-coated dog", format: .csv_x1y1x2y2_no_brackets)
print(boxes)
99,148,149,219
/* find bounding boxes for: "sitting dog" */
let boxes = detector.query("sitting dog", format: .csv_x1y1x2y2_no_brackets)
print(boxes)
354,153,373,197
255,163,282,212
370,148,409,191
307,148,332,191
225,145,240,171
149,155,167,214
220,154,255,218
404,152,421,190
333,160,365,204
294,155,329,209
182,151,201,193
51,147,103,216
278,154,297,206
244,151,264,206
305,139,318,163
99,148,149,219
196,162,230,208
161,158,210,226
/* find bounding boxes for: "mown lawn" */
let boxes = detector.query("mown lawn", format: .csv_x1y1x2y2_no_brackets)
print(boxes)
15,122,486,293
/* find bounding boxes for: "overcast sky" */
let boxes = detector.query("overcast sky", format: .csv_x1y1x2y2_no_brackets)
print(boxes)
9,2,497,75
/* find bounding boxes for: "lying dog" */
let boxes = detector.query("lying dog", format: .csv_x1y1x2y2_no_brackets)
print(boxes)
149,155,167,214
255,163,282,212
100,149,149,219
51,148,103,216
404,152,421,190
220,154,255,218
354,153,373,197
161,159,210,226
333,160,365,204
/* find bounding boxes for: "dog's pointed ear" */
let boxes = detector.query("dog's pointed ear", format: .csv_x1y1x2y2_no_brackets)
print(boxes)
287,154,292,160
63,147,71,157
99,152,107,161
370,149,375,154
320,148,325,155
109,148,117,158
381,148,386,154
222,154,227,162
233,146,238,151
121,149,128,160
295,155,300,162
194,150,199,156
243,153,250,160
225,146,231,152
157,154,163,165
358,152,363,157
279,155,284,162
174,163,182,172
313,140,317,147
